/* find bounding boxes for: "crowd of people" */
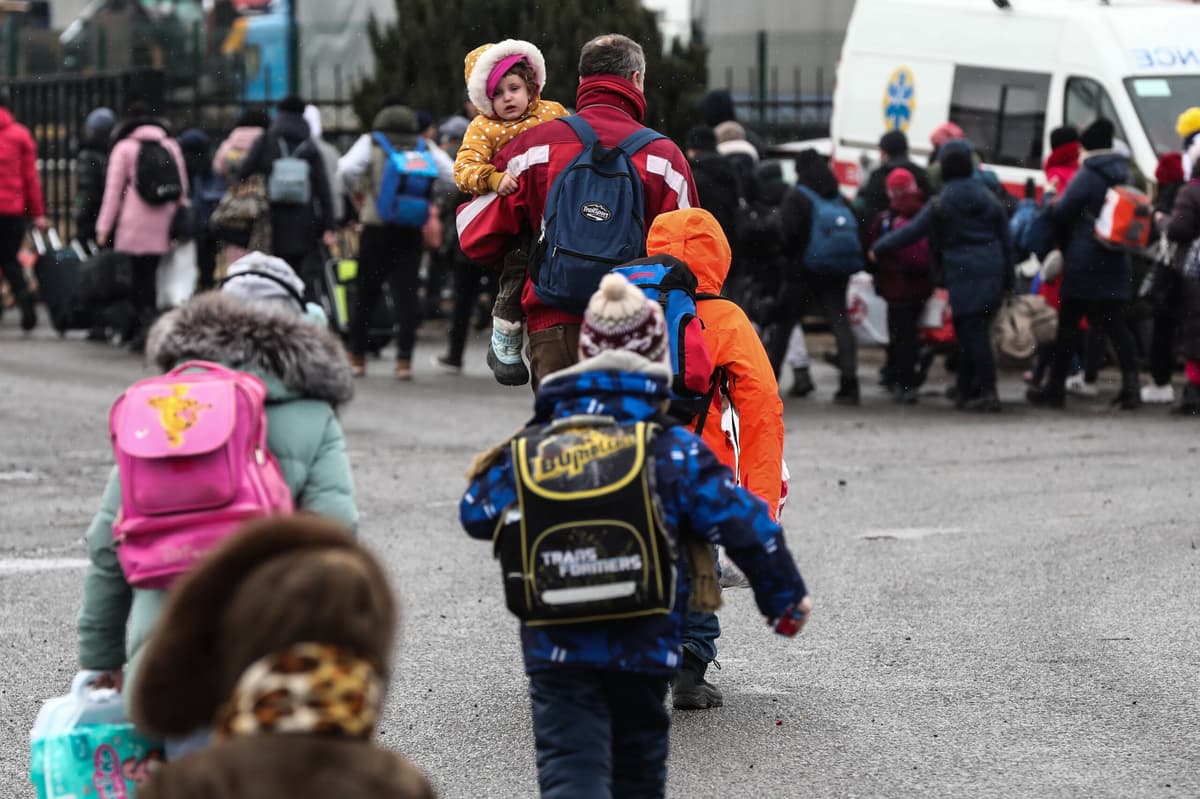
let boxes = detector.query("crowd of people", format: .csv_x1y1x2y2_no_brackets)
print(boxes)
9,24,1200,799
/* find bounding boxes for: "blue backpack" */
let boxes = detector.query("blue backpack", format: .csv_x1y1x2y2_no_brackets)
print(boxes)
610,257,715,402
373,132,439,227
796,185,864,275
532,116,665,314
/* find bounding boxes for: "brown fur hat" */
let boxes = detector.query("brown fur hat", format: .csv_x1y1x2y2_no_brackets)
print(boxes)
131,515,396,738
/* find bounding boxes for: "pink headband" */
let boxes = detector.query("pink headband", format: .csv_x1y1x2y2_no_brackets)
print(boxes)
487,55,529,100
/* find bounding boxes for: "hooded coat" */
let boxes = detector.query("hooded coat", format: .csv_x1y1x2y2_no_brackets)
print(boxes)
1046,150,1133,303
645,209,784,517
460,350,806,676
455,40,568,194
237,111,334,258
74,114,113,241
77,293,357,701
95,125,188,255
872,141,1013,318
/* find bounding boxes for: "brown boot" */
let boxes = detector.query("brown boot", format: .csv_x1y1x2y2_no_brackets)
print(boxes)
348,352,366,378
393,358,413,381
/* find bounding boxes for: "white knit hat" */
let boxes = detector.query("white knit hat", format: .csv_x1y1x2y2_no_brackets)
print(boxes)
578,273,670,366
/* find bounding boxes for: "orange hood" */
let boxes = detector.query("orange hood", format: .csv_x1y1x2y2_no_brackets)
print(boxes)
645,209,731,295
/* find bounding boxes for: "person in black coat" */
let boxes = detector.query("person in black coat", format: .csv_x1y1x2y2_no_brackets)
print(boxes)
237,95,335,283
855,130,934,227
74,107,114,243
685,125,740,245
780,149,865,404
1027,119,1141,410
871,139,1013,411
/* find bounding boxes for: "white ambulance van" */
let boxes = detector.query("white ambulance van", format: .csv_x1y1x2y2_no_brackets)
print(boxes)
831,0,1200,195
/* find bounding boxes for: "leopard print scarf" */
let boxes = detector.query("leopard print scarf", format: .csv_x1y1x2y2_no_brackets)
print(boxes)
214,643,383,741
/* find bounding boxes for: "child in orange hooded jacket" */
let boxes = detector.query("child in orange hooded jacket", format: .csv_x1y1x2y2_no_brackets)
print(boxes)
644,207,786,711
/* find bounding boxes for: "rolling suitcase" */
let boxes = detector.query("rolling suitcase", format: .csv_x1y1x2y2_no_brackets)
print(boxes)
322,241,394,354
31,229,89,334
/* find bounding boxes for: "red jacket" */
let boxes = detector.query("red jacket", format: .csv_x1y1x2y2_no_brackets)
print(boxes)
457,76,699,332
0,108,44,218
1043,141,1081,195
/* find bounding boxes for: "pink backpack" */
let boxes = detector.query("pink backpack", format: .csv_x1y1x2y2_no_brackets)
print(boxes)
108,361,294,589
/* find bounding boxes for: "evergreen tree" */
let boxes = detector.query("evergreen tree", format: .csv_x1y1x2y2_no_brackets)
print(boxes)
355,0,708,143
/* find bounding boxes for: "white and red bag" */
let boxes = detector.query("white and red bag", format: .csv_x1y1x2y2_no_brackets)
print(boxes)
1094,185,1153,251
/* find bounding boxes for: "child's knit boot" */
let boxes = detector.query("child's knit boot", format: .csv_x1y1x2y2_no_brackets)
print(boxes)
487,318,529,386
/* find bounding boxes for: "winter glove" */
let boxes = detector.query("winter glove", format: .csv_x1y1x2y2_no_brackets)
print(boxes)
770,596,812,637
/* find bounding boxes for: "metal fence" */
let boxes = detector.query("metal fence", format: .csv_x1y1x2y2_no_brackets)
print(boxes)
722,65,833,144
6,67,359,240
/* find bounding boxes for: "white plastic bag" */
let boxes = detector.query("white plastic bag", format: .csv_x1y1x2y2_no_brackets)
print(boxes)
156,240,198,310
846,272,889,346
30,671,163,798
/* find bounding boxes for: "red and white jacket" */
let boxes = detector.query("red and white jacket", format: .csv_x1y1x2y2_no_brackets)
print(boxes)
457,76,699,332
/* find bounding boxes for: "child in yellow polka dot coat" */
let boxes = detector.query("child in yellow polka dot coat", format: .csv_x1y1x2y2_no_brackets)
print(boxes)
456,40,569,386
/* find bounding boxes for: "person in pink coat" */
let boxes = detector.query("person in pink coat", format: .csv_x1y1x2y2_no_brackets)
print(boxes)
95,108,188,348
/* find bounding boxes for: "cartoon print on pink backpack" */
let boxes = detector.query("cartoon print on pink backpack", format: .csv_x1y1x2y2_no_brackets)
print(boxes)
146,384,213,448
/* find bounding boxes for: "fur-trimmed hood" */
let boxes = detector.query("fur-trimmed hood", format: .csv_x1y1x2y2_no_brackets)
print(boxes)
464,39,547,119
146,292,354,406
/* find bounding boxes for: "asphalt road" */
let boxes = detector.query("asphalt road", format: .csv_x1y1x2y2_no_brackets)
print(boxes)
1,313,1197,798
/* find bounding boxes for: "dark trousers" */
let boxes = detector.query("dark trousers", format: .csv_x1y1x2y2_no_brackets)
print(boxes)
351,224,424,360
0,215,27,296
492,248,527,324
1149,308,1179,387
530,669,670,799
129,254,161,318
1049,299,1137,390
886,301,923,391
195,231,218,291
445,257,485,365
953,311,998,397
804,272,857,378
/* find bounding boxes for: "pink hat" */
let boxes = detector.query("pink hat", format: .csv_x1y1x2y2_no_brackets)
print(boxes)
930,121,965,148
487,55,528,100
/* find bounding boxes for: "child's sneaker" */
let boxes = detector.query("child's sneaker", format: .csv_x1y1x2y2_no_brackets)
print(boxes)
487,319,529,386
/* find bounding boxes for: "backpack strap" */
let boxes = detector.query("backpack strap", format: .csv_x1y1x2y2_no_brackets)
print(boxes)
219,269,307,312
616,127,666,156
372,131,397,157
692,365,728,436
561,115,600,148
278,138,290,159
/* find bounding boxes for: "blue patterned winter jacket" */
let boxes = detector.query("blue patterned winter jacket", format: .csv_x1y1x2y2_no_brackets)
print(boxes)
460,351,808,677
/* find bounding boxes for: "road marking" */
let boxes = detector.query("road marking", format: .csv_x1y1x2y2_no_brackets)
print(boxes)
0,470,39,482
859,527,965,541
0,558,89,574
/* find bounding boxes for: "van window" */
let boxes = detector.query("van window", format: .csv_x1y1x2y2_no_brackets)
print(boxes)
1065,77,1128,146
949,66,1050,169
1124,76,1200,157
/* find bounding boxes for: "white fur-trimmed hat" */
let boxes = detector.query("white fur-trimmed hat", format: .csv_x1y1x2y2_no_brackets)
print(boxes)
464,39,547,119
